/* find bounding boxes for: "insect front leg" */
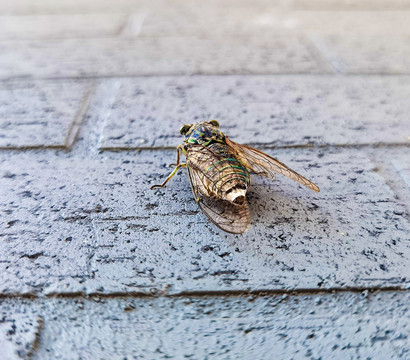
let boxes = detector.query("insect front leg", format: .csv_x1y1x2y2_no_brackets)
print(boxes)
168,144,184,167
150,145,186,190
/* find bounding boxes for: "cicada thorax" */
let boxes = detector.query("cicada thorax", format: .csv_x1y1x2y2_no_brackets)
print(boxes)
186,141,251,205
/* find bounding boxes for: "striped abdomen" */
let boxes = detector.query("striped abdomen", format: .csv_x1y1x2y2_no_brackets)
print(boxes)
187,142,250,204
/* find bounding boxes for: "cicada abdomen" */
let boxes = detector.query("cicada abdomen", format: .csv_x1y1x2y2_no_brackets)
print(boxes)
186,142,251,205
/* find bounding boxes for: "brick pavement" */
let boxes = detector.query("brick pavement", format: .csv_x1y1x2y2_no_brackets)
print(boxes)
0,1,409,359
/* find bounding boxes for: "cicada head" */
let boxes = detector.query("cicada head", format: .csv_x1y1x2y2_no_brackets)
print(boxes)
179,124,192,136
180,120,219,136
181,120,224,145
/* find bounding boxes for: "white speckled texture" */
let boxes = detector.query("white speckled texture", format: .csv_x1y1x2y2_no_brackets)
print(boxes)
1,0,410,358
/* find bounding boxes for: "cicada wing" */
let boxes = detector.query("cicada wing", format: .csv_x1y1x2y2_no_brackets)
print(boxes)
186,163,251,234
226,138,320,193
197,196,251,235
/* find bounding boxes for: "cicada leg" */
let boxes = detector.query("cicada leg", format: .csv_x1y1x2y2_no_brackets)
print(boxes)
167,144,185,167
150,145,186,190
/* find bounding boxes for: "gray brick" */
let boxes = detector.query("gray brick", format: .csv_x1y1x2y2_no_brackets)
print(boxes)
0,14,126,40
131,7,290,38
1,0,409,16
0,153,96,294
0,219,94,294
0,292,409,359
289,10,410,36
0,80,92,148
99,75,410,149
2,1,409,358
0,0,168,15
392,153,410,189
133,9,410,38
364,148,410,218
173,0,290,9
0,313,42,360
90,149,410,294
312,35,410,74
0,36,321,79
292,0,410,10
0,148,408,295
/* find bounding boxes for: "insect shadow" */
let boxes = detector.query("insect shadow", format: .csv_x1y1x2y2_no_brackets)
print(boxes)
151,120,320,234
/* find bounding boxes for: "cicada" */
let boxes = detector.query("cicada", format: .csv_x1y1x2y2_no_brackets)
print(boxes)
151,120,320,234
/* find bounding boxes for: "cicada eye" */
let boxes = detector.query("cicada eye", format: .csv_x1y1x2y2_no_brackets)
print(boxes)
209,120,219,128
180,124,191,135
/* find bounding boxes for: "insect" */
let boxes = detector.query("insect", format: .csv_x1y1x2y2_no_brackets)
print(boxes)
151,120,320,234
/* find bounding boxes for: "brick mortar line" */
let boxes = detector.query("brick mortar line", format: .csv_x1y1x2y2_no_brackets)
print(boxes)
115,14,131,37
5,71,410,82
27,316,44,358
92,80,121,154
292,8,410,11
63,81,97,150
0,145,65,151
0,35,129,42
99,142,410,152
117,12,148,37
367,149,410,219
0,142,408,153
300,34,337,74
2,8,410,16
0,286,408,301
307,34,346,74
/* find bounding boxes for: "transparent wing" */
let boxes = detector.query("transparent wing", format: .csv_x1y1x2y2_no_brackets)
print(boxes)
226,138,320,193
186,163,251,234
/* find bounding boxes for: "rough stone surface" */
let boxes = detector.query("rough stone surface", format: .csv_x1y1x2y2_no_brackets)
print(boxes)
0,80,92,148
0,313,42,360
132,7,298,38
291,11,410,35
133,9,410,38
1,1,410,358
0,292,408,359
0,14,126,40
1,148,409,295
313,35,410,74
0,0,168,15
99,75,410,149
392,152,410,189
0,36,321,79
293,0,410,10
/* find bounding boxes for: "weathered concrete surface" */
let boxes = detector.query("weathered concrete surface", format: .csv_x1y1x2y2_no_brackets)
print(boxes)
0,36,322,79
0,14,126,40
312,35,410,74
392,153,410,189
0,80,92,148
366,147,410,217
134,9,410,38
0,313,42,360
1,147,409,295
293,0,410,10
1,0,410,358
0,292,408,359
99,76,410,149
0,0,168,15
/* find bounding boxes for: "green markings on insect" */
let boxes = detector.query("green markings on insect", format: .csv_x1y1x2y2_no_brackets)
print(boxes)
216,165,247,173
150,120,320,234
205,158,242,173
